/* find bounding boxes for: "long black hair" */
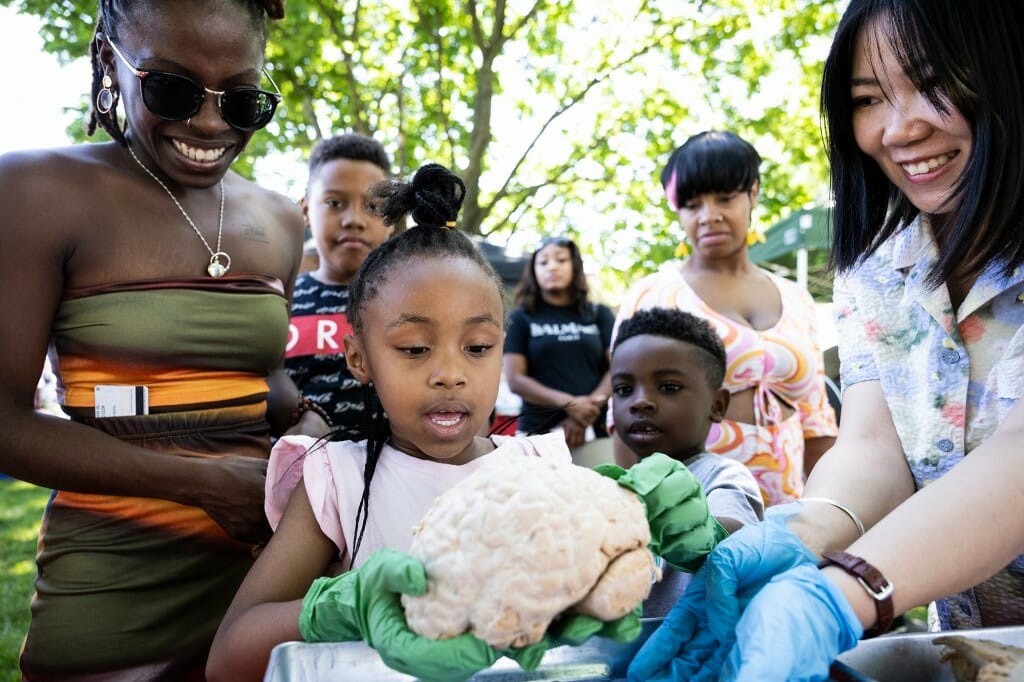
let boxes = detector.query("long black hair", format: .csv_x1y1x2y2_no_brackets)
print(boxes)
340,163,503,563
823,0,1024,284
87,0,284,145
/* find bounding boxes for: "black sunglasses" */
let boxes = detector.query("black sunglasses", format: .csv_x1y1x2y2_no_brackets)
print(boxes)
538,236,574,249
108,39,282,132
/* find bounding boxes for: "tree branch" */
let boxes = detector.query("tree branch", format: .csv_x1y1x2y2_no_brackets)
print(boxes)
482,26,672,220
312,0,369,131
482,121,631,237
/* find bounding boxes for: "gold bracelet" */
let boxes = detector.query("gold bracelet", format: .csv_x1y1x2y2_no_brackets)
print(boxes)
801,497,865,537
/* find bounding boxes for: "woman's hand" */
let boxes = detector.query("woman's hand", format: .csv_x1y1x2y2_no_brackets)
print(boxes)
564,395,602,426
721,564,862,681
285,408,332,439
561,418,587,447
193,455,272,545
628,503,816,681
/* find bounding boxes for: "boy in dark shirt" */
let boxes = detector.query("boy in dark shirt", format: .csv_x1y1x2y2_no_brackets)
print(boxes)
285,134,396,438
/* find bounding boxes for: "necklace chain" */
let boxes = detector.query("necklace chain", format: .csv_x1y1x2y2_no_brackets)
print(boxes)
126,144,230,277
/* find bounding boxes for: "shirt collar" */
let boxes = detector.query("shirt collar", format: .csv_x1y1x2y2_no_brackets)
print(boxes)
890,215,935,273
892,214,1024,319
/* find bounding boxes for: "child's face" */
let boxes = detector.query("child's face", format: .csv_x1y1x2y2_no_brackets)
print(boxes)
302,158,392,285
344,256,504,465
611,334,729,462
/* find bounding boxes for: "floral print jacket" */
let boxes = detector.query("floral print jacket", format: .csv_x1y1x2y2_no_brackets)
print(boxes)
835,215,1024,630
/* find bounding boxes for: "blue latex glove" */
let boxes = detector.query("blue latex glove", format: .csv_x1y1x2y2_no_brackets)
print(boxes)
724,563,864,682
628,502,816,681
626,590,727,682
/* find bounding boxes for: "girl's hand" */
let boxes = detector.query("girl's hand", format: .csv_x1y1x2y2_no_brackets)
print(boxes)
301,549,500,681
595,454,727,572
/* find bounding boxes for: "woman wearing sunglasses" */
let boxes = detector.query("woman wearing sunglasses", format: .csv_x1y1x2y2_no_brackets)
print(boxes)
1,0,309,679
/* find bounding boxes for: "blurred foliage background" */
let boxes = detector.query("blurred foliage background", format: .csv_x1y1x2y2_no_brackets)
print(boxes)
2,0,845,297
0,480,49,681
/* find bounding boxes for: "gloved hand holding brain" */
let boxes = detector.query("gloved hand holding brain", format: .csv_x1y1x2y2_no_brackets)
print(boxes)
402,453,661,649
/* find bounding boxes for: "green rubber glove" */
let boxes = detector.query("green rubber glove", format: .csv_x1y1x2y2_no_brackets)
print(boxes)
595,453,728,572
299,548,500,682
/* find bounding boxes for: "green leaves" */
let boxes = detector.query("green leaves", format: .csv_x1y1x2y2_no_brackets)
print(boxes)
15,0,841,293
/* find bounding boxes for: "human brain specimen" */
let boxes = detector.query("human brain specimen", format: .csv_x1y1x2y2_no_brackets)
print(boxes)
401,453,658,649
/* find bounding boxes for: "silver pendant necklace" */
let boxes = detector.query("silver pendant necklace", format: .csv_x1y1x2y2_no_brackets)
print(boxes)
126,144,230,278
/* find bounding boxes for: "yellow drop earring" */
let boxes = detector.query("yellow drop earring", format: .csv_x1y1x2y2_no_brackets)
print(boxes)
674,238,691,258
746,228,766,247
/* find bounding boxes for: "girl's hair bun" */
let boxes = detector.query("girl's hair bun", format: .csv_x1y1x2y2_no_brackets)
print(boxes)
370,163,465,229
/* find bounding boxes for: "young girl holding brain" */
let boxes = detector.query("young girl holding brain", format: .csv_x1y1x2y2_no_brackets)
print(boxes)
207,164,727,681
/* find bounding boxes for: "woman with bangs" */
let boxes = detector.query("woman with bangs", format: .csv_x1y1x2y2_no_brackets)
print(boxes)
613,130,837,507
627,2,1024,680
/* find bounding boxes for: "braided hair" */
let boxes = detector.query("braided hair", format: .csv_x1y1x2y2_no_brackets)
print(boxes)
341,163,503,564
87,0,285,145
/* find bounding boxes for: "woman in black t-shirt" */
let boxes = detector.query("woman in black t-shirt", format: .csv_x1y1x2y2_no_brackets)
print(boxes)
502,236,614,457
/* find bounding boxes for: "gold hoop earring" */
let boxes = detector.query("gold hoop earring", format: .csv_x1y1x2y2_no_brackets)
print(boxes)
96,74,116,114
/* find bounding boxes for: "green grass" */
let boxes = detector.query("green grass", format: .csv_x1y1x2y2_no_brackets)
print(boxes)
0,479,49,681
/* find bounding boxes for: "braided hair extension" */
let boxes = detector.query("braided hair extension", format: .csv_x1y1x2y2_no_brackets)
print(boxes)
342,163,504,565
87,0,285,144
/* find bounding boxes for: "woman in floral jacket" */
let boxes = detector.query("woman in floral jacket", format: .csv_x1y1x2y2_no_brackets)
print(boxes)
628,1,1024,680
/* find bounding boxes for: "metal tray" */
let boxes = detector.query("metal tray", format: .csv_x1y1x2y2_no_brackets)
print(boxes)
264,618,658,682
264,619,1024,681
833,625,1024,682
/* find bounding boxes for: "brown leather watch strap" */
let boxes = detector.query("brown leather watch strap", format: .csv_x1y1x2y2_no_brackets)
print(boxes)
819,550,894,638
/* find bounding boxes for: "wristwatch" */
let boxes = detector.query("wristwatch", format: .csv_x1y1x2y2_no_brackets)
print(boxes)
819,550,894,638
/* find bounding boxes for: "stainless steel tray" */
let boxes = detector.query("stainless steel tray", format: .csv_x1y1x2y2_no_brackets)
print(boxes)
833,625,1024,682
263,619,658,682
264,619,1024,681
